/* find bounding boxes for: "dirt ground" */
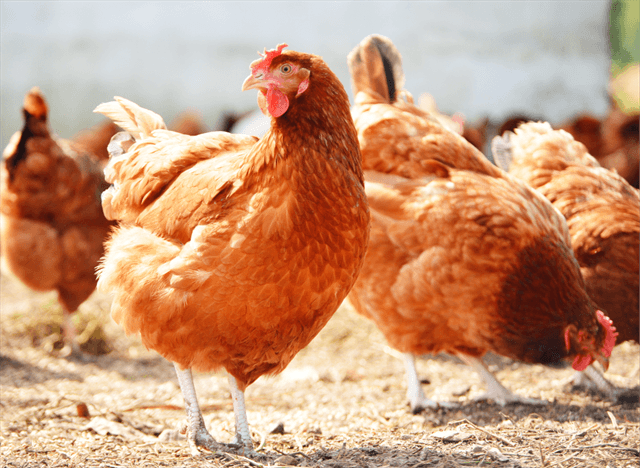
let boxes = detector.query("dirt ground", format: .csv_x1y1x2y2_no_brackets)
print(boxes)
1,269,639,468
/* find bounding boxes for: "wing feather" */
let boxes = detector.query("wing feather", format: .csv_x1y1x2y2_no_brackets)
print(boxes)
94,97,166,138
94,97,258,226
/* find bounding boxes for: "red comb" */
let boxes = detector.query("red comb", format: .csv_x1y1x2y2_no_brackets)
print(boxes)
596,310,618,357
251,43,288,74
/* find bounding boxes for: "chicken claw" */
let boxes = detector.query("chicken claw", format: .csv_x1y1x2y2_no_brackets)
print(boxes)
571,365,619,397
460,355,547,406
173,364,231,456
59,314,92,362
403,354,459,413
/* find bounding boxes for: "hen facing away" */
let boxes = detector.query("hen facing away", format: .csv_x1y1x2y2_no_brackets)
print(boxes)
346,34,617,412
95,44,370,457
493,121,639,396
1,87,116,357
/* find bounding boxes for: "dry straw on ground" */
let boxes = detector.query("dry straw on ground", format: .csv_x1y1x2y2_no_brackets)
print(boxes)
1,271,638,468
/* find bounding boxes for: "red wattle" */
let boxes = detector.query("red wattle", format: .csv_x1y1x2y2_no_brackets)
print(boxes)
266,87,289,118
572,354,592,371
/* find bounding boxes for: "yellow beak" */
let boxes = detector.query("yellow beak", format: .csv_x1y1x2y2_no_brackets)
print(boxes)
242,74,266,92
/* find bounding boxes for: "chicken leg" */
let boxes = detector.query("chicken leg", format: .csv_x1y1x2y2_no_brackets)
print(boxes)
59,312,85,360
403,353,458,413
228,375,256,456
459,355,546,406
572,365,618,397
173,364,231,456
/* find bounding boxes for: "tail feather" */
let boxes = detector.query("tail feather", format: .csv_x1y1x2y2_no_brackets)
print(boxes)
93,97,166,222
5,87,50,180
23,86,48,120
491,133,513,172
94,97,166,140
348,34,405,103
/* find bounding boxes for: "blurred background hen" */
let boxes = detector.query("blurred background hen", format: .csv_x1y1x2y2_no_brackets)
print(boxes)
1,88,117,358
1,92,214,358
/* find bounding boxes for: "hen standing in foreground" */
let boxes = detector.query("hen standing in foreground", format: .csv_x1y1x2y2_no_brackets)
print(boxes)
346,35,617,412
492,122,639,395
95,44,370,456
1,87,116,357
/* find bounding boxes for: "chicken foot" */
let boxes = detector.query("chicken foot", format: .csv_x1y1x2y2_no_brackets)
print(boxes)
403,353,458,413
459,355,546,406
572,365,618,397
173,364,236,456
59,311,90,361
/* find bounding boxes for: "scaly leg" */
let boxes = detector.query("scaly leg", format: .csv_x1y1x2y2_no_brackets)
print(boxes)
60,312,86,361
228,375,257,456
572,365,618,397
174,364,227,456
403,353,457,413
459,355,546,406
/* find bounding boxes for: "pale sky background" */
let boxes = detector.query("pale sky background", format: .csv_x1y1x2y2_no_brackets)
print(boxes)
1,1,611,149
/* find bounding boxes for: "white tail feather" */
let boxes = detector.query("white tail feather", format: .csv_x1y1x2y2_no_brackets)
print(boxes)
491,133,513,172
94,97,166,139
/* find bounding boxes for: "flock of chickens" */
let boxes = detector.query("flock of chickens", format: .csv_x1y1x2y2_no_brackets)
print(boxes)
1,35,638,458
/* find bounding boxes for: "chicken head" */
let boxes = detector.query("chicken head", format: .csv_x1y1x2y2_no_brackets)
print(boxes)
564,310,618,371
242,44,310,117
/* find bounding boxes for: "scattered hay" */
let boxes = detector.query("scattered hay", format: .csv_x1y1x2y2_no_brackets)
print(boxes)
1,272,638,467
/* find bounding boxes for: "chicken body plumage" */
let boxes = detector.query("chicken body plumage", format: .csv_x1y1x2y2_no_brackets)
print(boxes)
346,35,616,411
359,170,585,365
99,125,367,385
95,46,369,455
494,122,639,343
1,88,115,355
493,122,639,394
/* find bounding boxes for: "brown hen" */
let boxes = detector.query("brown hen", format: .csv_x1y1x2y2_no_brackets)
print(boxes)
346,34,617,412
493,121,639,395
1,87,116,356
94,44,369,456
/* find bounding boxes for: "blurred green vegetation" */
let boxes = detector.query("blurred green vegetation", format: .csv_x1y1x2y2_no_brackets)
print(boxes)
610,0,640,75
610,0,639,112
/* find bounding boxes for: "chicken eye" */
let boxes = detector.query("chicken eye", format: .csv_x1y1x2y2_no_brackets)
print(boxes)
280,64,292,74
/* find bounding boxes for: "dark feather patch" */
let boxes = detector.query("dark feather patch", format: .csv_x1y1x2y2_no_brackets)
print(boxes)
6,109,38,182
376,43,396,102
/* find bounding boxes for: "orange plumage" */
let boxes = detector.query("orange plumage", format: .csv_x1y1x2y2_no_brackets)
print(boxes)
493,121,638,392
1,87,116,356
95,45,369,455
346,35,616,411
